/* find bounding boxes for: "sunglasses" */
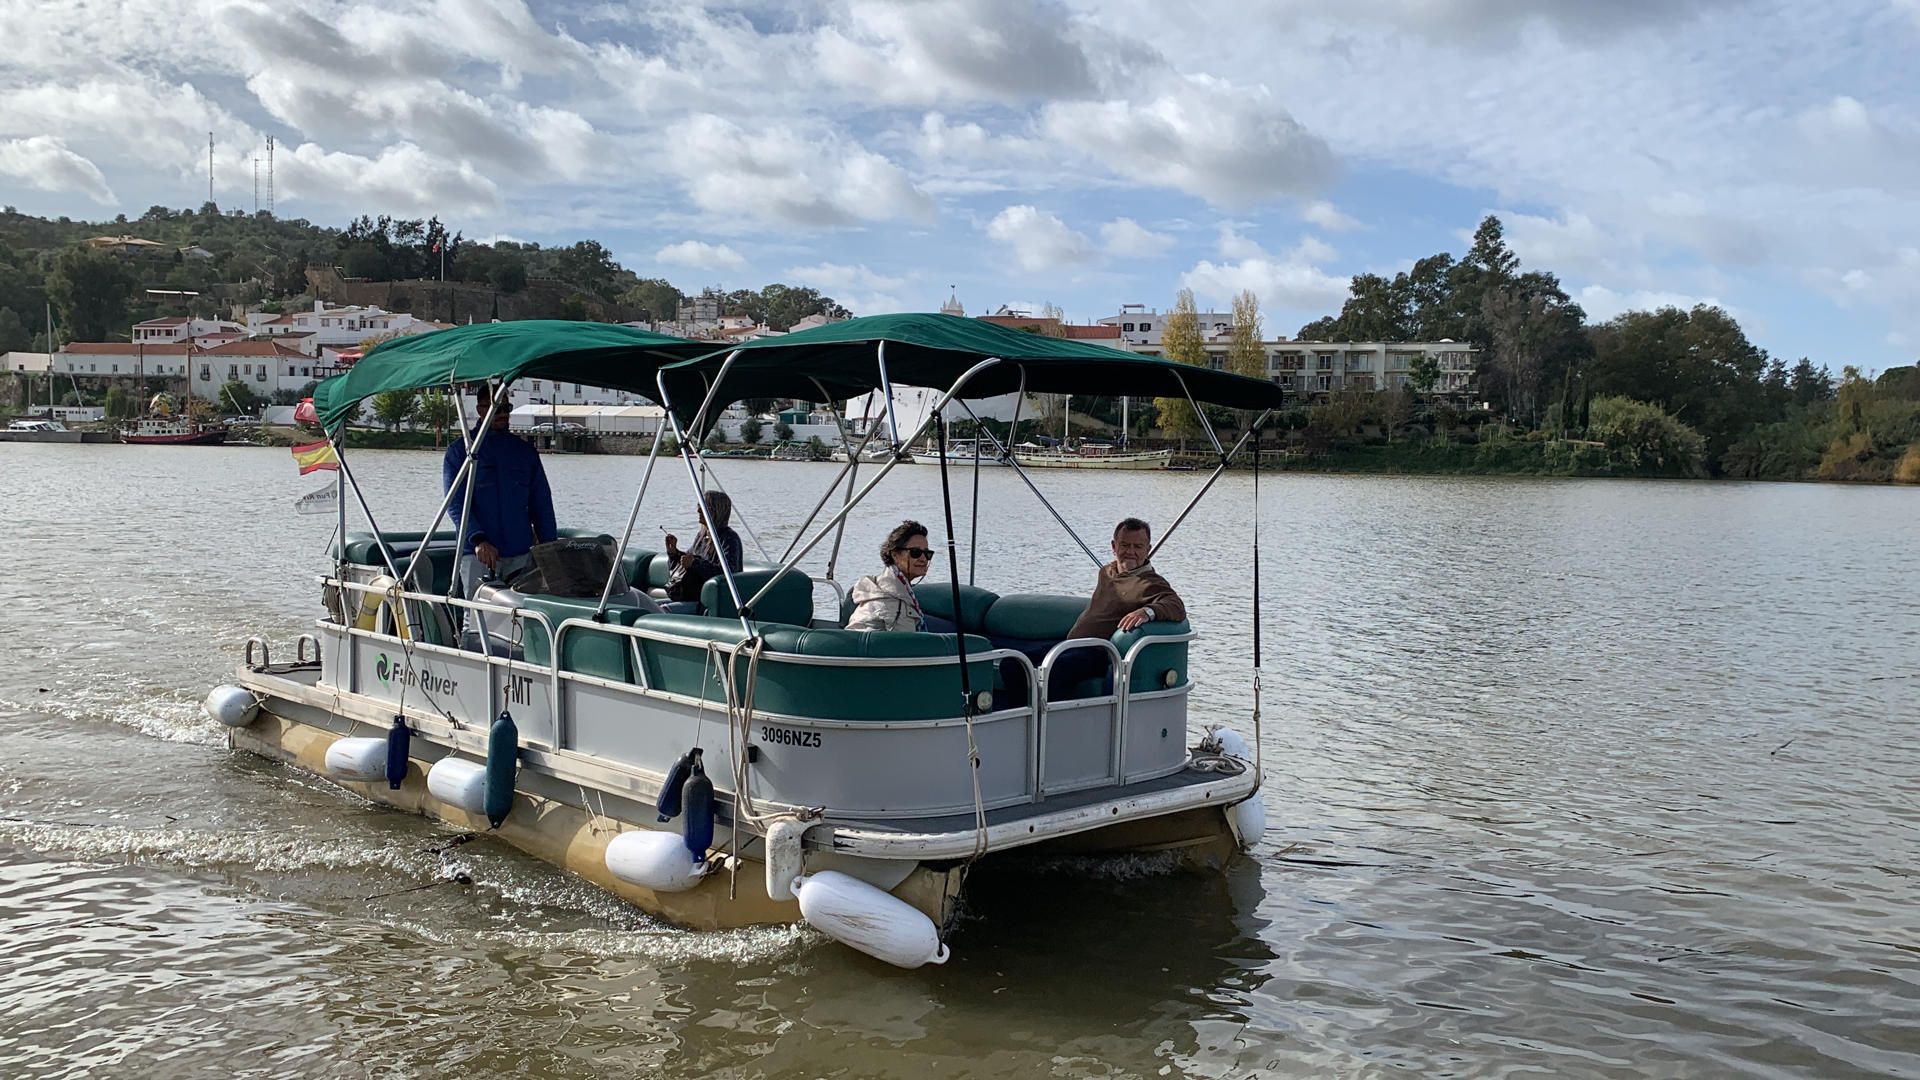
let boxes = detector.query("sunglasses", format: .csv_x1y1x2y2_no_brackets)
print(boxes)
901,547,938,559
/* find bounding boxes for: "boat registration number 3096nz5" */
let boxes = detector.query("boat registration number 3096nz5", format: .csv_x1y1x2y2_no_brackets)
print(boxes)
758,724,822,748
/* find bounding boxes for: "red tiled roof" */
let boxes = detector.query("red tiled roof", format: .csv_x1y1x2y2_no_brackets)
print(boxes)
977,316,1121,340
59,342,192,355
202,340,309,357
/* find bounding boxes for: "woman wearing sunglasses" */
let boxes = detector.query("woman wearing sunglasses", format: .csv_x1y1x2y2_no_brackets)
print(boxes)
844,520,935,631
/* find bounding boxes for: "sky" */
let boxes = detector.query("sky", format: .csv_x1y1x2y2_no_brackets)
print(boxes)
0,0,1916,371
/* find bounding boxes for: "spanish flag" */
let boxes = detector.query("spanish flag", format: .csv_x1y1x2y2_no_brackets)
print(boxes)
291,440,340,475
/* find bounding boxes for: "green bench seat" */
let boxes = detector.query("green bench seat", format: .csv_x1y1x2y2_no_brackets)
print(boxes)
630,613,995,721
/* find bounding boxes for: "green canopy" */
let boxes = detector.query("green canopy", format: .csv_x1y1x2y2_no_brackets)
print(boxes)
312,320,711,429
657,312,1285,426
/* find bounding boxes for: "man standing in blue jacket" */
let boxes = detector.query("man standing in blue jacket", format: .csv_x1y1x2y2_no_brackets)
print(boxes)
444,382,557,599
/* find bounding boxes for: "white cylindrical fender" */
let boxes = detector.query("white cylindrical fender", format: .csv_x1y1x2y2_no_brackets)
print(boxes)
1228,794,1266,852
324,736,390,784
764,818,810,903
426,757,488,816
204,685,258,728
1212,726,1251,762
604,830,707,893
794,870,949,969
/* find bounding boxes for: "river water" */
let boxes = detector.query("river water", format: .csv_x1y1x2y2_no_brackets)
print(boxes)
0,441,1915,1079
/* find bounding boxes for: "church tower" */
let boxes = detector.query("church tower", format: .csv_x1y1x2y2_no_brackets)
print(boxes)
939,286,964,317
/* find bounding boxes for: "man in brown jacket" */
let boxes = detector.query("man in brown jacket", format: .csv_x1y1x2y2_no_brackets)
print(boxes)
1050,518,1185,696
1068,517,1186,639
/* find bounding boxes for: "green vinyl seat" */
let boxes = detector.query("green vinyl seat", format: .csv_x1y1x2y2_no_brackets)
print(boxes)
701,568,815,626
1111,619,1191,692
632,613,994,720
519,594,651,682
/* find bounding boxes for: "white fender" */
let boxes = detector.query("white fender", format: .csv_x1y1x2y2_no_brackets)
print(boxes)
794,870,948,969
426,757,489,816
1212,726,1252,762
604,830,707,893
324,736,390,784
1228,794,1267,852
764,818,811,902
204,685,258,728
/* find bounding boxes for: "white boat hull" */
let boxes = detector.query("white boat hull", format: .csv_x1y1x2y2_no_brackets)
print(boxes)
1013,449,1173,470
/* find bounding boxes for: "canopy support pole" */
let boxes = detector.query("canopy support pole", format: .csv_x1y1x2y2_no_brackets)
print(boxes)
968,417,981,586
786,383,874,565
1149,409,1271,563
1173,370,1226,458
821,383,880,581
595,408,671,616
876,341,902,450
322,424,399,579
404,379,504,589
656,370,754,637
956,395,1103,569
738,358,1003,612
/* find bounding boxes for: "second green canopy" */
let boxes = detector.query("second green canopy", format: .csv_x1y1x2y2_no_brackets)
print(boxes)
658,312,1286,426
312,320,711,430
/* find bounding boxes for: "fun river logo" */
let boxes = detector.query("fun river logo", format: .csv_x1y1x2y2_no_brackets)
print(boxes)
373,652,459,695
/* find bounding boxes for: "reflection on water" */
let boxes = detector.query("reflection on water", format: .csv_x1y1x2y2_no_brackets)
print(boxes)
0,442,1916,1078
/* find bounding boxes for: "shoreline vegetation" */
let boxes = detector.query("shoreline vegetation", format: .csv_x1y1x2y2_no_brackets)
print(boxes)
2,204,1916,486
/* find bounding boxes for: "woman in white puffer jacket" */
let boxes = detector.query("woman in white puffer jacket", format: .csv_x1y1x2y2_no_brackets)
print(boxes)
844,520,933,631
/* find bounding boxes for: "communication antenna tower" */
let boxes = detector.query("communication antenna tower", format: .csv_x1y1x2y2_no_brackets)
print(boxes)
267,135,275,216
253,156,259,214
208,132,214,207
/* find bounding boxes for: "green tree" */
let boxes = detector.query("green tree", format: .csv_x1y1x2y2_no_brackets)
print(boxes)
621,278,682,322
1154,288,1208,445
0,306,26,351
1587,395,1707,475
217,379,257,413
489,258,527,294
773,420,794,442
104,385,136,420
1407,354,1440,399
371,388,419,430
1227,290,1265,380
555,240,619,300
1587,304,1767,467
47,246,136,341
416,391,459,441
739,416,764,443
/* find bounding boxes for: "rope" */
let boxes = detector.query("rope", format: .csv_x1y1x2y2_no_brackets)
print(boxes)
934,408,990,865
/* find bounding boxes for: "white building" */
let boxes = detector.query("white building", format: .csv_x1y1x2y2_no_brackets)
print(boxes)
52,343,194,379
3,351,51,373
1116,338,1477,395
1099,304,1237,347
132,316,245,343
246,301,442,349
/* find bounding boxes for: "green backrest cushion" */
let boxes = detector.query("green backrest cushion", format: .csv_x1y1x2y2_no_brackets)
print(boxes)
982,593,1088,641
619,548,659,588
913,582,1001,633
1111,619,1191,692
633,614,994,720
701,568,815,626
520,595,649,682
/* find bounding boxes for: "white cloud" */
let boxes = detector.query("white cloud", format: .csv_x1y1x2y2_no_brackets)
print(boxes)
783,262,909,293
1043,74,1336,206
1182,233,1349,311
275,141,500,216
816,0,1101,104
1100,217,1173,258
985,205,1096,271
0,137,113,203
1301,200,1361,232
1575,285,1729,322
663,114,935,227
655,240,746,271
